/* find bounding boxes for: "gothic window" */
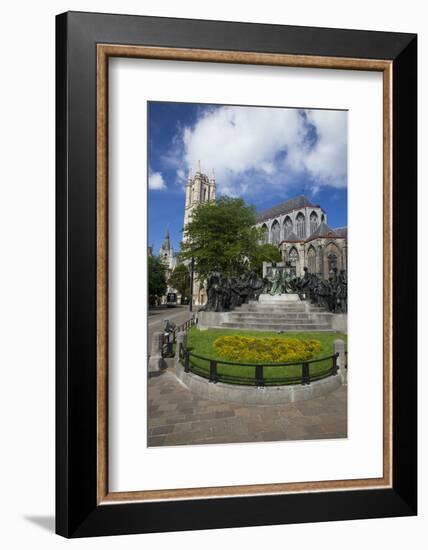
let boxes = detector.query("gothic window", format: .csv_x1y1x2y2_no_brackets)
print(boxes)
283,216,292,237
271,220,280,244
325,242,341,275
261,224,269,244
327,253,338,272
296,212,305,239
321,213,325,222
288,247,299,276
310,211,318,234
307,246,316,273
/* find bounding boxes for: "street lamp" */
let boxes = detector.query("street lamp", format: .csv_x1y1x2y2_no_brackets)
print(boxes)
189,257,195,312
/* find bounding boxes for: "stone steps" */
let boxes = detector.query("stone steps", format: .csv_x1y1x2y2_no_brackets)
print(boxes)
241,305,308,311
221,321,332,331
214,294,335,332
241,305,325,313
228,312,332,320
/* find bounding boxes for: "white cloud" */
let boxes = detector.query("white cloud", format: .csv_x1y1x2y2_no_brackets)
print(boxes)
176,106,347,197
148,171,166,191
304,109,348,188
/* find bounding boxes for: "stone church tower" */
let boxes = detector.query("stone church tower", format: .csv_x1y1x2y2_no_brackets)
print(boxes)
159,226,177,298
183,162,216,242
159,226,175,272
183,162,216,304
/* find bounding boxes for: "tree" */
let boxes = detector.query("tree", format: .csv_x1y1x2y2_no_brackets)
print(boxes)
168,263,190,304
180,196,282,280
148,255,167,306
248,243,282,277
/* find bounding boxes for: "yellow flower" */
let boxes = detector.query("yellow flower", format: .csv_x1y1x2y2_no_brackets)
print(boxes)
213,336,322,363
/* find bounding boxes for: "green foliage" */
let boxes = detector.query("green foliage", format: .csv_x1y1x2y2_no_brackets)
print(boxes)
213,336,322,363
180,196,280,280
148,255,167,305
168,263,190,303
248,243,282,277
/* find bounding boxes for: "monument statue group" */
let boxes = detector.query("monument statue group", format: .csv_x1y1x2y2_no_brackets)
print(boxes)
201,263,347,314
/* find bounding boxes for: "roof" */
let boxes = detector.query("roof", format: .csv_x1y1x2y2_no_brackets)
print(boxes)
333,226,348,238
307,221,338,240
256,195,317,223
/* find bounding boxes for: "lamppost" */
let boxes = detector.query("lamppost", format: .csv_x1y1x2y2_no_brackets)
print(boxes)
189,257,195,312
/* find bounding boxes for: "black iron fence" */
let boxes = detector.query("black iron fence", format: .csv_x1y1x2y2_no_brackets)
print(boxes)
177,316,198,333
178,343,339,387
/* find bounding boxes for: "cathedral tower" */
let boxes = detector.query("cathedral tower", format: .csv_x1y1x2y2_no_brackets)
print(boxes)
183,162,216,241
159,226,176,274
182,162,216,305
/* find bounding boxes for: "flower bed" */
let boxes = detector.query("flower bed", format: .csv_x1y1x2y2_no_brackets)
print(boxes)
213,335,322,363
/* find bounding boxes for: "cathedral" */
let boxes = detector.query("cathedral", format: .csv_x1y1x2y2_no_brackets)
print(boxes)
182,163,216,305
255,195,347,279
183,162,216,240
179,166,347,305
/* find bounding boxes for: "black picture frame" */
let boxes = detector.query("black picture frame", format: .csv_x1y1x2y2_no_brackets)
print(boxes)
56,11,417,538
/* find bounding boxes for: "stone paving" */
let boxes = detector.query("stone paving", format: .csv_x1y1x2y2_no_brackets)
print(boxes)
148,364,347,447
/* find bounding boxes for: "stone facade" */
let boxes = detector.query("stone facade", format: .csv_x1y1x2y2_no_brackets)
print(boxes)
183,163,216,241
183,163,216,305
180,169,347,303
255,195,347,279
159,226,177,295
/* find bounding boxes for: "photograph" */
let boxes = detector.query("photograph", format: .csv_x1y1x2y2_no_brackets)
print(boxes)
147,101,348,447
0,0,420,544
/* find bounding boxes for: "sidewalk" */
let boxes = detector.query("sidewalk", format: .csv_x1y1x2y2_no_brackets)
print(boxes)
148,364,347,447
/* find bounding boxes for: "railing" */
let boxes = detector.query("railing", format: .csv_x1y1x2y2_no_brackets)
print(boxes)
176,316,198,333
161,316,198,358
178,343,339,387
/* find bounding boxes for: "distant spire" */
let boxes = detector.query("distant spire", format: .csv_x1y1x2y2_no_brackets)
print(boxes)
211,168,215,181
161,225,170,250
197,160,201,173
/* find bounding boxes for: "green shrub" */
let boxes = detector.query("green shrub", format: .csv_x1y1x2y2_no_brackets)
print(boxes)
213,335,322,363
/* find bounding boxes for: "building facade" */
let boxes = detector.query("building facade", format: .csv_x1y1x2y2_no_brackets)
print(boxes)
255,195,347,279
180,166,347,304
182,164,216,305
158,226,177,294
183,163,216,241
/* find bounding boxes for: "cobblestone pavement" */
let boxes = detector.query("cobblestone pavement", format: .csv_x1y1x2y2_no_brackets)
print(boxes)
148,365,347,447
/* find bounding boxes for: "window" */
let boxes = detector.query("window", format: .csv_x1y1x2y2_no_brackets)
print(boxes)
310,211,318,234
296,212,305,239
327,253,338,272
288,247,299,276
283,216,292,237
271,220,280,244
261,224,269,244
326,242,341,274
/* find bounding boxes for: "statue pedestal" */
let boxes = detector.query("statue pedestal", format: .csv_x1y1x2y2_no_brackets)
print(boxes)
258,293,300,303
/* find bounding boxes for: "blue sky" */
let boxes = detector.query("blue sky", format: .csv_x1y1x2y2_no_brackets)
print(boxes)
148,101,347,253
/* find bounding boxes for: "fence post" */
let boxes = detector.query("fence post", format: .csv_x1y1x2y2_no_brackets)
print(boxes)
175,332,187,363
301,362,310,385
148,331,165,373
334,339,347,384
209,360,218,383
255,365,264,387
